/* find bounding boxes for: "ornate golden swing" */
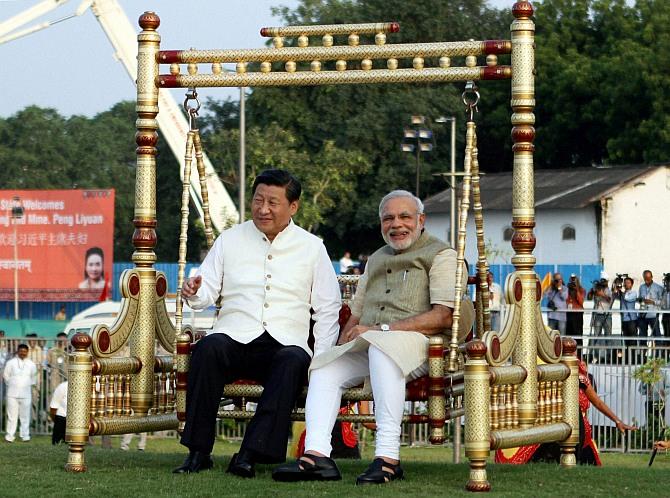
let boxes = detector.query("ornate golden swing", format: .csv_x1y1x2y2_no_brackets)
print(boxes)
65,3,580,492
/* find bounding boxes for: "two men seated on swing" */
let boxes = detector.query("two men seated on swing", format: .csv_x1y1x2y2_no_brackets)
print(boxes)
175,169,472,485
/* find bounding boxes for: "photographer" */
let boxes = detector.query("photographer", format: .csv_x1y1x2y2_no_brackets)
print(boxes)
545,273,568,334
566,274,586,343
638,270,664,339
587,272,613,354
613,276,638,339
662,273,670,337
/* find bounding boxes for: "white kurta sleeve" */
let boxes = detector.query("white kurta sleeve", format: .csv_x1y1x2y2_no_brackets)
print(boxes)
185,234,225,310
310,244,342,358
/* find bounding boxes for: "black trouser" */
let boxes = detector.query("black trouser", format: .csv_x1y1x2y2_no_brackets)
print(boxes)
180,332,310,463
638,317,661,338
622,320,637,338
662,314,670,338
52,415,66,445
566,312,584,346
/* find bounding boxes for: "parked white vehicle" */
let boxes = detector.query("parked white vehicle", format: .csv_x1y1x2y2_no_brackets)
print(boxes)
65,300,217,339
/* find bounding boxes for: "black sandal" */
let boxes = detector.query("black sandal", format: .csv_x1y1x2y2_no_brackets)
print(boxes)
356,457,404,485
272,455,342,482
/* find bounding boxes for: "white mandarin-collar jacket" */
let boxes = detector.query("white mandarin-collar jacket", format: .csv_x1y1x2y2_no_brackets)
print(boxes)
186,220,341,357
3,356,37,398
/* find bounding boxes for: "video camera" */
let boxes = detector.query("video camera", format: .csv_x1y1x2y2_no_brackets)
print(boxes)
613,273,629,290
663,273,670,292
591,278,608,292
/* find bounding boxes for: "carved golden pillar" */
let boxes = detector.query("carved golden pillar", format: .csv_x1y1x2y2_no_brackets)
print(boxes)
509,1,537,429
428,335,446,444
464,340,491,492
65,334,93,472
132,12,161,416
560,337,579,466
175,331,191,430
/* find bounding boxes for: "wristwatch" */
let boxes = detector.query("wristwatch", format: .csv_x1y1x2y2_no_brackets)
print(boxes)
380,323,390,332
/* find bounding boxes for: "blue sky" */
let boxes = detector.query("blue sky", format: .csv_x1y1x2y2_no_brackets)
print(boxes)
1,0,512,118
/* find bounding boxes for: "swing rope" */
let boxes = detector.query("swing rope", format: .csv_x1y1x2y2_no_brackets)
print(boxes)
174,88,217,342
448,81,491,372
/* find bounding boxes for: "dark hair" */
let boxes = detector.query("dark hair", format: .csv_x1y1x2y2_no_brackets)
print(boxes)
26,333,37,338
83,247,105,280
252,169,301,203
57,332,67,338
17,344,29,351
624,277,634,284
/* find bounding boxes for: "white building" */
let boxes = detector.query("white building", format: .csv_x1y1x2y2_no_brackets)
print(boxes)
423,165,670,282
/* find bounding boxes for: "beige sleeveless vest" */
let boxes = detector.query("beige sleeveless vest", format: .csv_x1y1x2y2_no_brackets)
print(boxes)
359,231,448,327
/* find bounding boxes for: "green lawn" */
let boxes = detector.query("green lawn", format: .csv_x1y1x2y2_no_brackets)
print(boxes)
2,436,668,497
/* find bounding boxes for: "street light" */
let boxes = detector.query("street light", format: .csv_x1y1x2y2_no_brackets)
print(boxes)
435,116,457,247
401,115,434,198
10,195,24,320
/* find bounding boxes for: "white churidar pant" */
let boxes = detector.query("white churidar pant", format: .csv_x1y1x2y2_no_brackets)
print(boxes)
5,396,31,441
304,345,427,460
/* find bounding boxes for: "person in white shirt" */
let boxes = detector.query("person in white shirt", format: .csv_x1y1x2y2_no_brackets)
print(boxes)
50,380,68,445
4,344,37,442
173,170,341,477
339,251,354,274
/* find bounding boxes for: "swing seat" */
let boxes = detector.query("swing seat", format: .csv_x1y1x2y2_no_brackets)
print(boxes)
210,276,473,444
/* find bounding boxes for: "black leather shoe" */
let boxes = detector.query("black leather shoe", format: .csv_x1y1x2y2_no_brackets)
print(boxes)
172,451,214,474
272,454,342,482
355,458,404,485
227,451,256,478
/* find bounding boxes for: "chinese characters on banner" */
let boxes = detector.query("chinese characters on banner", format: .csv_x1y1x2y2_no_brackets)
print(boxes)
0,190,115,301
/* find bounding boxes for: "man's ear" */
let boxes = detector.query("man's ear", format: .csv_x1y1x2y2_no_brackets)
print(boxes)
418,212,426,229
289,200,299,216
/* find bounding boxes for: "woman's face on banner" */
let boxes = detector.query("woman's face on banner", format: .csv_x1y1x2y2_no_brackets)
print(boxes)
85,253,103,281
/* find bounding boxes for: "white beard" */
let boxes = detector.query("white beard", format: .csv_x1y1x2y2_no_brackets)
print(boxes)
382,230,420,252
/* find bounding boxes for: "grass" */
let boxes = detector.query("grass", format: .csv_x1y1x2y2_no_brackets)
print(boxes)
2,435,668,497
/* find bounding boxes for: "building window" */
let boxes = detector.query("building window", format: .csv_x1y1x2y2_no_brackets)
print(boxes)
562,225,576,241
502,226,514,241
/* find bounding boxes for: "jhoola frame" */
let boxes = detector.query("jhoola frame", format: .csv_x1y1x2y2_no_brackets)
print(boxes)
65,2,579,492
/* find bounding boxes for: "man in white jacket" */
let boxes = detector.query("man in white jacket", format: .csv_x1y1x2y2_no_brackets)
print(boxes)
173,170,341,477
4,343,37,442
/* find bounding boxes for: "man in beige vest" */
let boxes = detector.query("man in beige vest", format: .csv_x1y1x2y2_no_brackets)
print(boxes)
274,190,473,485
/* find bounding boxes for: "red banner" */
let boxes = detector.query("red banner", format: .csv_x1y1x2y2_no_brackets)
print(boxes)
0,190,115,301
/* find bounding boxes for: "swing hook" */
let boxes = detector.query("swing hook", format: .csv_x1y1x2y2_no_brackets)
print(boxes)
183,87,201,131
462,81,480,123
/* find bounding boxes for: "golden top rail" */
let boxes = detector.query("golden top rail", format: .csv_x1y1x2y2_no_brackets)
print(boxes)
260,22,400,37
158,40,511,64
158,66,511,89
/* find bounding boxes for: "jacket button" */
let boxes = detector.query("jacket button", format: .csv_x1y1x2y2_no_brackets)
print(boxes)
380,306,385,311
268,255,273,260
263,321,267,327
386,269,392,273
386,289,391,294
264,303,269,308
266,285,271,291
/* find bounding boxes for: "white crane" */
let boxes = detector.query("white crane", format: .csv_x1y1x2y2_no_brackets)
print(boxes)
1,0,239,230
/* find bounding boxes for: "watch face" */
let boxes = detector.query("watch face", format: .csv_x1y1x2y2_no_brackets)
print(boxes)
381,324,390,332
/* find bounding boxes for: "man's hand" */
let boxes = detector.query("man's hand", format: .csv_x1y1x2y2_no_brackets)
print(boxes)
181,276,202,298
338,324,373,345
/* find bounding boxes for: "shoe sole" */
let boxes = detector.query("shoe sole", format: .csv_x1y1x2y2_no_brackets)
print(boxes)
272,470,341,482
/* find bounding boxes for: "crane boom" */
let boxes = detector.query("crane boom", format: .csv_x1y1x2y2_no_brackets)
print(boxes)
1,0,239,230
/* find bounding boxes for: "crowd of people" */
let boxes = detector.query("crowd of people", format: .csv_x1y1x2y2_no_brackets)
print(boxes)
1,332,69,443
542,270,670,344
